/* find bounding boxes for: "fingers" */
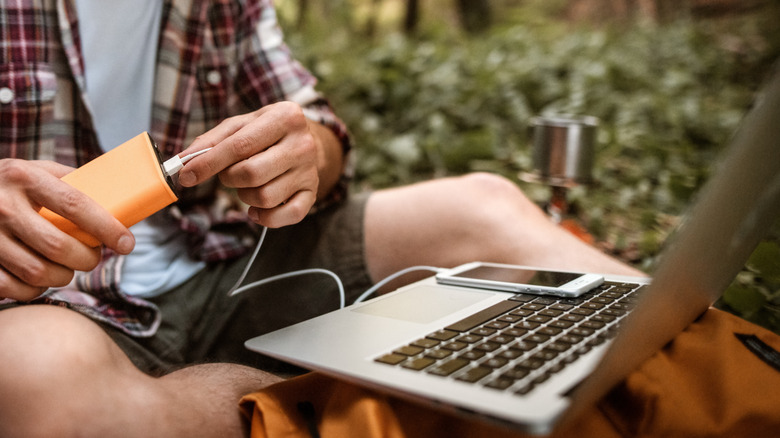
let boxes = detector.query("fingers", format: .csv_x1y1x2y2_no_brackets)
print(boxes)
0,230,93,301
12,213,104,272
247,189,317,228
0,159,134,300
176,102,320,228
176,112,281,187
26,163,135,255
178,102,308,187
0,268,47,302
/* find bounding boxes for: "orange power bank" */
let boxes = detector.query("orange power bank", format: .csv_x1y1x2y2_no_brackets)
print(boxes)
39,132,178,247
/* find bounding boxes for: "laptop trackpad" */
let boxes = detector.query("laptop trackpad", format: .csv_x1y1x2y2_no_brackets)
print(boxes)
353,285,494,324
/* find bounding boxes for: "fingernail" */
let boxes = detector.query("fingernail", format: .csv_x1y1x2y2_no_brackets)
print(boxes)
117,235,135,254
179,170,195,186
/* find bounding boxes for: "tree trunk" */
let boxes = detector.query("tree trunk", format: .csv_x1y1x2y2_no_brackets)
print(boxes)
297,0,309,30
455,0,492,34
404,0,420,35
365,0,382,38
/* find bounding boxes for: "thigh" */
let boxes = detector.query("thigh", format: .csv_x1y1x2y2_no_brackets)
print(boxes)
364,173,642,281
0,305,144,420
363,173,534,280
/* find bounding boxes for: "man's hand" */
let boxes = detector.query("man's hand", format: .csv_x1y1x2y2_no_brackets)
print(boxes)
0,159,135,301
177,101,343,228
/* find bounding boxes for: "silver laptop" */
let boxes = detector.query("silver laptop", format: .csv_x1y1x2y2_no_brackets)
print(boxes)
244,68,780,435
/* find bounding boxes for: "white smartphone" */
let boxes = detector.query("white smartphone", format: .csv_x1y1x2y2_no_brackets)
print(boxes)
435,262,604,298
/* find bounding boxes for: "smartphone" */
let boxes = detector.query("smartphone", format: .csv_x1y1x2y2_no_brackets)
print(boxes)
435,262,603,298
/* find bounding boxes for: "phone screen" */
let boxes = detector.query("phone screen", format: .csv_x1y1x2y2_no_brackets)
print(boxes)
452,266,581,287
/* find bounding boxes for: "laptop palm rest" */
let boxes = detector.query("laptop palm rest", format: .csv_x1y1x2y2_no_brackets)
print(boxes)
353,285,494,324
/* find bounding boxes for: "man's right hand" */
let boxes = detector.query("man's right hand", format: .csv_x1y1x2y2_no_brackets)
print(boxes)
0,159,135,301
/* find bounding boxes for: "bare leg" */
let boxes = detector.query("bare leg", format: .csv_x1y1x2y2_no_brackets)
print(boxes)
0,305,282,438
364,173,644,285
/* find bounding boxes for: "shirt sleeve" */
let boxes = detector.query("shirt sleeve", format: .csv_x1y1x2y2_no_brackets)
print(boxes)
236,0,353,207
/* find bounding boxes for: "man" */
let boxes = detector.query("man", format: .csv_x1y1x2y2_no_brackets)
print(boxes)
0,0,641,436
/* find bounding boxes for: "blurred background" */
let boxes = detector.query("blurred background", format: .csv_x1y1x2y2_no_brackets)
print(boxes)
274,0,780,333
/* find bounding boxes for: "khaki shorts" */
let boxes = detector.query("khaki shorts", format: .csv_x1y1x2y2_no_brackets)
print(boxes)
2,193,372,376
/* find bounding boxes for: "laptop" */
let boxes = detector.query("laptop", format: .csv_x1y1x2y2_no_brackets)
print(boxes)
244,68,780,435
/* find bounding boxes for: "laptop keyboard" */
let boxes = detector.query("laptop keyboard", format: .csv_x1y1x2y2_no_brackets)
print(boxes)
374,281,646,396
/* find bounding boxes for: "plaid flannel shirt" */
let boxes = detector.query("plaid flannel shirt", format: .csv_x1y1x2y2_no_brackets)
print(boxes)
0,0,352,336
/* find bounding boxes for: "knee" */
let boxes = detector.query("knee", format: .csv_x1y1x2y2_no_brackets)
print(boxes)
0,306,124,436
0,305,109,378
451,172,544,218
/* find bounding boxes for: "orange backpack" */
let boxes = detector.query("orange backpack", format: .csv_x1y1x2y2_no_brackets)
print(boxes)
241,308,780,438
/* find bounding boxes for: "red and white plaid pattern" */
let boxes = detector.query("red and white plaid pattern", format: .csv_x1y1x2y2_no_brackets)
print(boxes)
0,0,352,337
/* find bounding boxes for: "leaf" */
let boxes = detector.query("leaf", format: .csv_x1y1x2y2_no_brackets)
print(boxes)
722,283,768,316
747,242,780,283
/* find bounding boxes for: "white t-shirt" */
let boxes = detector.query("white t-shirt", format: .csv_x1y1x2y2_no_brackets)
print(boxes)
75,0,205,297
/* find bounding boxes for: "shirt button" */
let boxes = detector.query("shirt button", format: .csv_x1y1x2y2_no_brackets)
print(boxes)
206,70,221,85
0,87,14,104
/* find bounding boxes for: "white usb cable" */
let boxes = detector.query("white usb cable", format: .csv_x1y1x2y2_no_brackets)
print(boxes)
162,147,214,177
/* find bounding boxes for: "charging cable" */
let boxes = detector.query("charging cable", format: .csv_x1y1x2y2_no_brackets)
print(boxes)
227,226,347,308
166,148,441,305
226,224,444,308
353,265,444,303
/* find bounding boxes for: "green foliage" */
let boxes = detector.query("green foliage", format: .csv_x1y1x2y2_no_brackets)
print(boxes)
281,5,780,332
717,226,780,332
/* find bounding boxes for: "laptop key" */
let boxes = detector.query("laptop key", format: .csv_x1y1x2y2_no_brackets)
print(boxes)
485,376,515,390
517,358,545,370
561,314,585,322
533,350,558,362
581,320,605,330
459,349,486,361
558,334,584,345
510,341,536,352
375,353,407,365
425,349,453,360
488,334,514,344
394,345,424,356
497,348,523,360
471,327,497,336
570,308,595,316
427,329,458,341
528,315,552,323
481,356,509,369
545,342,572,353
509,293,536,302
514,321,540,330
485,321,510,330
502,367,530,380
456,366,493,383
550,320,574,329
570,327,595,337
444,300,521,333
428,358,469,376
537,327,562,337
402,357,436,371
521,303,546,311
473,341,501,353
412,338,440,349
524,334,550,344
457,334,483,344
515,382,535,395
501,327,528,338
442,341,468,351
510,308,534,317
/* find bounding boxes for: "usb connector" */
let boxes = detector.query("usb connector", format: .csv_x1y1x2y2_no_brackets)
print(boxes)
162,147,213,177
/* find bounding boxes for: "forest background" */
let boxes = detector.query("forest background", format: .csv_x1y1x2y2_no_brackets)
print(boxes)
274,0,780,333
